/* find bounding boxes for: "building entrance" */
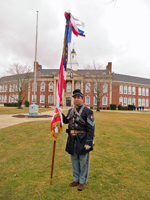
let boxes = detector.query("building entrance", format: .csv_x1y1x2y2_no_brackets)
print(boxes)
66,97,71,106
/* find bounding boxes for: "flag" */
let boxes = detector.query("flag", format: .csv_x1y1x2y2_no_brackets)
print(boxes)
70,14,85,37
50,12,85,141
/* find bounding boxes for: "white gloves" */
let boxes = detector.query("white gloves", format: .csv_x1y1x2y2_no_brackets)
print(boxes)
84,145,91,150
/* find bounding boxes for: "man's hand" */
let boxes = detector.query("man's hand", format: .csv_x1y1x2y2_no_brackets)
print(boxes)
84,145,91,150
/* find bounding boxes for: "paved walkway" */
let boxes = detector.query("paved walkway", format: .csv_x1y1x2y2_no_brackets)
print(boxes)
0,110,56,130
0,109,149,130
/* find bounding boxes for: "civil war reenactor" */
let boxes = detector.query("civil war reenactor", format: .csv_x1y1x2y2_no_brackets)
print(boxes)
62,89,95,191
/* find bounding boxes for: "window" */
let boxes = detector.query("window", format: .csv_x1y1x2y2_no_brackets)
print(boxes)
132,98,136,106
5,85,7,92
67,82,71,92
9,84,12,92
102,96,107,105
146,88,149,96
2,95,4,102
49,82,53,92
120,85,123,94
75,82,80,90
85,96,90,105
14,95,18,102
142,88,145,96
32,82,37,92
138,87,141,95
103,83,108,93
85,83,90,93
124,97,127,106
124,86,127,94
142,99,145,107
12,84,16,92
138,98,141,106
128,98,131,105
40,95,45,103
32,95,37,103
119,97,123,106
132,87,136,95
9,95,13,103
48,95,53,104
40,82,45,92
5,95,7,102
2,85,4,92
94,83,97,93
146,99,149,107
128,86,131,94
94,96,97,105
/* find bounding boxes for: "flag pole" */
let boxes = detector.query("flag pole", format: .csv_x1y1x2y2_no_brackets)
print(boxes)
50,140,56,185
33,11,38,104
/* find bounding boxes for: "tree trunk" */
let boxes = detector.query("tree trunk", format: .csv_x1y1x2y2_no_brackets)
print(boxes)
97,101,100,111
18,100,22,109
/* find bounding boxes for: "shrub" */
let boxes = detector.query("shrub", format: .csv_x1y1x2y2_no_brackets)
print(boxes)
4,103,18,107
110,104,116,110
24,100,29,107
128,105,135,110
118,104,123,110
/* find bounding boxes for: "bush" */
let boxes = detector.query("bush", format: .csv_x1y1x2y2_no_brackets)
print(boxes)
123,107,128,110
118,104,123,110
110,104,116,110
24,100,29,107
4,103,18,107
128,105,135,110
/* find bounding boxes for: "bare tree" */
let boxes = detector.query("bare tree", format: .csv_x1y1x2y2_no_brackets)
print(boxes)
6,63,33,108
84,61,112,111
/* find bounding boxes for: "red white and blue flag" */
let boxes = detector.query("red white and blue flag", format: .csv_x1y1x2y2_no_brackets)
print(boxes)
50,12,85,141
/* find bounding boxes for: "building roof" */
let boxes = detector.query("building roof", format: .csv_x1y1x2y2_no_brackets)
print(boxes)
113,73,150,86
1,69,150,87
77,69,110,75
0,73,32,82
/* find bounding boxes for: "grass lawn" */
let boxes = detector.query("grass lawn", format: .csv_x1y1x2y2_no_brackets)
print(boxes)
0,107,54,114
0,111,150,199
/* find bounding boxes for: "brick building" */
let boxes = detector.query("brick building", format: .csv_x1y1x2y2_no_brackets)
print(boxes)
0,49,150,109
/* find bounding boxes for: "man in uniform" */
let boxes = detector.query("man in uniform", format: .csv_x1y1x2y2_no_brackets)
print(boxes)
62,89,95,191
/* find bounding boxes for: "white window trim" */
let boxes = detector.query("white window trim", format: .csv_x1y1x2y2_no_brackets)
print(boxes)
85,83,91,93
120,85,123,94
85,96,90,105
67,82,71,92
102,96,107,105
40,82,45,92
48,95,53,104
49,82,53,92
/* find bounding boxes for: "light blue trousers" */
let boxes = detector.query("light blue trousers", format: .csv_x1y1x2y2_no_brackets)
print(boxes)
71,141,90,185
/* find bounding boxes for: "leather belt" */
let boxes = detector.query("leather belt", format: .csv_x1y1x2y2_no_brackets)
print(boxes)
70,130,86,134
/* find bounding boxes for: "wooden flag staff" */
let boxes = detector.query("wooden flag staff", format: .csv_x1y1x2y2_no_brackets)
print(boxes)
50,140,56,185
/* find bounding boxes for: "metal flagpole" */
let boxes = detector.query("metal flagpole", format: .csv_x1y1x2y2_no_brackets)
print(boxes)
33,11,39,104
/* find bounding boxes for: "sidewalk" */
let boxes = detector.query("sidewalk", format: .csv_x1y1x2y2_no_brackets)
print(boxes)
0,110,55,130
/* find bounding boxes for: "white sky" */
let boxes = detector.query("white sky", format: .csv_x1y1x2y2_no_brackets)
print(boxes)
0,0,150,78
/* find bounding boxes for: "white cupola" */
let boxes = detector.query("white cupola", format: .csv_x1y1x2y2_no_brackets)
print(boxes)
67,48,78,71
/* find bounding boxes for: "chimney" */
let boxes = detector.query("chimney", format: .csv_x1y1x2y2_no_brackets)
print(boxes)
34,61,42,71
106,62,112,74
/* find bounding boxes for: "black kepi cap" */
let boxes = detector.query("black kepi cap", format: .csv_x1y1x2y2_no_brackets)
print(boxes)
72,89,83,98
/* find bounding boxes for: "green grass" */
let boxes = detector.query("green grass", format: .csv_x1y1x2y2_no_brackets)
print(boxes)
0,107,54,114
0,111,150,199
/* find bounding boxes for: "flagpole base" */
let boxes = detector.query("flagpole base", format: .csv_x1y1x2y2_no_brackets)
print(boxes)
50,178,53,185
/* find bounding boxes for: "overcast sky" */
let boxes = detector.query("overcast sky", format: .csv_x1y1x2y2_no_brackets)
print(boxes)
1,0,150,78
